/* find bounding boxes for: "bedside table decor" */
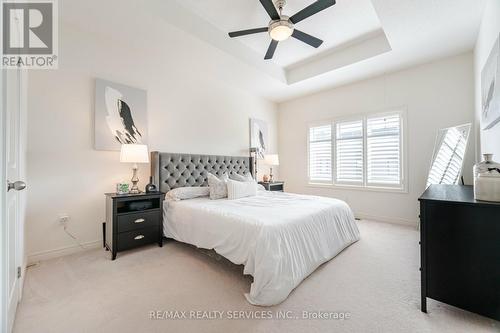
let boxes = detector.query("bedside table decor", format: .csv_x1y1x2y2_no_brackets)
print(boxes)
145,176,158,193
116,182,130,194
120,144,149,194
104,192,165,260
258,181,284,192
264,154,279,182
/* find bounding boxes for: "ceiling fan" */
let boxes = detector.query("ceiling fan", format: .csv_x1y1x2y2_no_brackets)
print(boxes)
228,0,336,60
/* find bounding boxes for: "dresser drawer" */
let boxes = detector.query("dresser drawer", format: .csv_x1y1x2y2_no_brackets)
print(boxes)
116,210,160,233
116,227,159,251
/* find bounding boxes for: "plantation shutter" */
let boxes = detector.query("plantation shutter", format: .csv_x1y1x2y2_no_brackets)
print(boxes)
336,120,363,183
309,124,332,182
367,114,401,185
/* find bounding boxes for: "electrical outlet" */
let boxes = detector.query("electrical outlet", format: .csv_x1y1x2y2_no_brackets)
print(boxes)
59,215,70,226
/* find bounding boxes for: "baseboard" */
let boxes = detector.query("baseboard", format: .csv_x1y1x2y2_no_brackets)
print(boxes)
27,240,102,264
355,212,418,228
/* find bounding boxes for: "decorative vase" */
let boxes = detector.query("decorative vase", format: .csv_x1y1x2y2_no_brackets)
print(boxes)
474,154,500,201
474,154,500,178
145,176,157,193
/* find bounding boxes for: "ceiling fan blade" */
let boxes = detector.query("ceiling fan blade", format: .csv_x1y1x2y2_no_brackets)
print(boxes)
289,0,336,24
259,0,280,20
292,29,323,48
228,27,268,38
264,40,279,60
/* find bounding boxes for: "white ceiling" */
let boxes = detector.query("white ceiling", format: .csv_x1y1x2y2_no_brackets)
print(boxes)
166,0,486,102
180,0,383,68
61,0,486,103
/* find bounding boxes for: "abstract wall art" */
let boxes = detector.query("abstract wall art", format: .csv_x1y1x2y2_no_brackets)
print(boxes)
481,34,500,130
250,118,268,159
94,79,148,151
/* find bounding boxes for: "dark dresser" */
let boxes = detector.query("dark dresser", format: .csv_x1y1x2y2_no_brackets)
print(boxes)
104,192,165,260
418,184,500,321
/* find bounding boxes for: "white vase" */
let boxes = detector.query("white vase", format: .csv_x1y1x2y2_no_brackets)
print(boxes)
474,154,500,201
474,154,499,177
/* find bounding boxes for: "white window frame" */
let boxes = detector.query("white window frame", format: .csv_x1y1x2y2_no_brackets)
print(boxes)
307,108,408,193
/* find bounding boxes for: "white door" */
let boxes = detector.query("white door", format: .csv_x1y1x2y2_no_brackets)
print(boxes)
1,66,26,333
1,3,27,331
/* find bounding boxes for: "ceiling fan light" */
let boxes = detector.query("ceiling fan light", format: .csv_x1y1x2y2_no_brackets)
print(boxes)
269,19,294,41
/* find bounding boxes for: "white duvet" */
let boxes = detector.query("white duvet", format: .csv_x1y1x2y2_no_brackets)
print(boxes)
163,190,360,306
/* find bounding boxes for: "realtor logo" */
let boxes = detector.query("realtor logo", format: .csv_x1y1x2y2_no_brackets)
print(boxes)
2,0,58,69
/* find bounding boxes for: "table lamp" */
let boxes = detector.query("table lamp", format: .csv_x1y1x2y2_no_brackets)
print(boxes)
120,144,149,194
264,154,279,182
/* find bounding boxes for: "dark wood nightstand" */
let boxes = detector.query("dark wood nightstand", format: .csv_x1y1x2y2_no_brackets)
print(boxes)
103,192,165,260
258,181,285,192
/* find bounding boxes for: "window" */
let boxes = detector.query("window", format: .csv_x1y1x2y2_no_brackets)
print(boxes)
336,120,363,184
308,125,332,183
308,110,405,191
367,114,401,186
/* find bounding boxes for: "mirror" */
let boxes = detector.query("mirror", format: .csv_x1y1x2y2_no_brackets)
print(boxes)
426,123,471,187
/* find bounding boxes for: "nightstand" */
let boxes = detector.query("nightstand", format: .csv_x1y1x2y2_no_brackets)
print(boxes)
258,181,285,192
104,192,165,260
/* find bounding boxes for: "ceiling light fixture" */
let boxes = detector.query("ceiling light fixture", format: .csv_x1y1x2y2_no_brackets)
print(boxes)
269,18,294,41
228,0,335,60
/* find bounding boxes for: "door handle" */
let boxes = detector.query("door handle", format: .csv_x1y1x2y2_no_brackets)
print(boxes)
7,180,26,192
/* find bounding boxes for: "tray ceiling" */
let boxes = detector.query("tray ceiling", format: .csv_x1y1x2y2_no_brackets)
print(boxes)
181,0,383,68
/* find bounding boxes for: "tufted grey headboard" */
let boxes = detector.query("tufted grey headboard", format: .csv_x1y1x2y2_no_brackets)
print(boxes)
150,152,254,192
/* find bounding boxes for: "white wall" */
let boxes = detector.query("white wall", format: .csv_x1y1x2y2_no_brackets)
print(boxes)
278,53,475,226
474,0,500,161
26,16,278,260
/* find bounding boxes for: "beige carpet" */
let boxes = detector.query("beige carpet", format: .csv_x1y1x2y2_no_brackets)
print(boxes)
14,220,499,333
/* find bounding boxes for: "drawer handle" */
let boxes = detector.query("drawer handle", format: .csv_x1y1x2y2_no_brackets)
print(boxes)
134,218,145,224
134,235,145,240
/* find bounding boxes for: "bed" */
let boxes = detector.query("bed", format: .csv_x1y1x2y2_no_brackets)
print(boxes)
151,152,360,306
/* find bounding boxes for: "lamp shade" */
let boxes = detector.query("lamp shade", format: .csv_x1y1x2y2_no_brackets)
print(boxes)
264,154,279,166
120,144,149,164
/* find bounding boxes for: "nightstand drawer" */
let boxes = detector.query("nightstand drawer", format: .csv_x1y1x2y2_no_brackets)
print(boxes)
116,227,159,251
258,181,284,192
117,210,160,233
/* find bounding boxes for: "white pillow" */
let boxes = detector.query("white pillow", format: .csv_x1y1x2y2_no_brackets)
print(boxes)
207,173,229,200
227,179,257,200
229,173,255,182
166,187,209,201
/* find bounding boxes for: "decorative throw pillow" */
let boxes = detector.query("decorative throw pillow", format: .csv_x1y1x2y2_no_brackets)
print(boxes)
207,173,229,200
166,187,209,201
229,173,255,182
244,173,255,182
227,179,257,200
